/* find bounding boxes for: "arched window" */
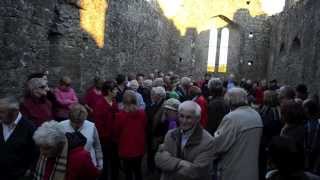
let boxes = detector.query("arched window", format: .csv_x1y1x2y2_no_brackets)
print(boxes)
207,26,218,72
218,28,229,73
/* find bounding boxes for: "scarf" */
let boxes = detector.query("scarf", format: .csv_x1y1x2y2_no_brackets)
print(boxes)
33,139,68,180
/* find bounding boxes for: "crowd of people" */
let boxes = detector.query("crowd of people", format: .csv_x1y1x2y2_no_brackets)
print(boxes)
0,69,320,180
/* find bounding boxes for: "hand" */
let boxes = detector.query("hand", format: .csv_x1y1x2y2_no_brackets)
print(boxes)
178,160,192,168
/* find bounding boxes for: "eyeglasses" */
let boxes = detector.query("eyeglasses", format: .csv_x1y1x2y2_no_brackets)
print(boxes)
179,114,193,120
38,85,47,89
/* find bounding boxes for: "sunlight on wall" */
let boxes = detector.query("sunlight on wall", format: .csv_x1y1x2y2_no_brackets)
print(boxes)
80,0,108,48
157,0,285,35
261,0,285,15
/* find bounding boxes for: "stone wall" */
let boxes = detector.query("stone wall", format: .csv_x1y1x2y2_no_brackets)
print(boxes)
267,0,320,94
0,0,182,96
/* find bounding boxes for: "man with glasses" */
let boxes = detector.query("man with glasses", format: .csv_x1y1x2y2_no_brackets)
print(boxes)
155,101,214,180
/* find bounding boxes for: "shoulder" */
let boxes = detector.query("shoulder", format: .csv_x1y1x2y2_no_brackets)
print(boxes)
59,120,70,126
20,117,36,131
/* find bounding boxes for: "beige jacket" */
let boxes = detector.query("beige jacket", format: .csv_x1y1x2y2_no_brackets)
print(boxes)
155,123,214,180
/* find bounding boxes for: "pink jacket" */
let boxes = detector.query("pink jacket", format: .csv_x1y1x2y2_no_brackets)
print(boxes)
54,86,78,119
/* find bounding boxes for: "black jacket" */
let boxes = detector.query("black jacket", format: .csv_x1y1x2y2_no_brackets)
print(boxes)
0,116,38,180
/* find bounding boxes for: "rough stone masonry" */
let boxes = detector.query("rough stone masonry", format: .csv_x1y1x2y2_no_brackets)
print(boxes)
0,0,319,96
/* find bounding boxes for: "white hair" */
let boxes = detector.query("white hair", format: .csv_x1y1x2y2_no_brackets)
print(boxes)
0,96,20,110
225,87,248,107
180,77,191,86
153,78,165,87
178,101,201,119
151,86,166,98
33,121,66,147
128,80,139,91
208,78,223,91
143,79,153,88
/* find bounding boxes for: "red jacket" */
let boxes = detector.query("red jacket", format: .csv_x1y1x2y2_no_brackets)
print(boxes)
67,147,100,180
44,147,100,180
93,98,119,144
20,96,53,127
195,96,208,128
115,110,147,158
84,86,103,110
255,87,264,105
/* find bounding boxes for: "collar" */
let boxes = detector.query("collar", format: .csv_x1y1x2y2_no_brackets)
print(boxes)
174,123,202,147
2,112,22,128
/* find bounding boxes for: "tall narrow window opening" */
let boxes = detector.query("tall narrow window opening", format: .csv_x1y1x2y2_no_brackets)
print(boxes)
218,28,229,73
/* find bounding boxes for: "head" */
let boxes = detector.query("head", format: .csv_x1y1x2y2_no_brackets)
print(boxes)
278,86,295,104
116,74,127,86
263,90,279,107
268,136,304,174
180,77,192,89
303,98,319,119
33,121,66,158
123,90,138,112
261,79,267,88
178,101,201,131
153,78,165,87
188,86,202,99
94,77,104,90
127,73,136,81
224,87,248,110
148,73,155,80
280,100,305,125
158,71,165,78
59,76,72,91
136,74,145,87
208,78,224,97
128,80,139,91
27,78,49,98
163,98,181,119
168,71,174,77
270,79,278,87
101,80,118,98
69,104,88,130
151,86,166,104
204,73,211,81
295,84,308,101
0,96,20,125
143,79,153,89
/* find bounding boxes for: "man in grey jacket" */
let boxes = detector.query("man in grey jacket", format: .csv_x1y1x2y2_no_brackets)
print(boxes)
212,87,263,180
155,101,214,180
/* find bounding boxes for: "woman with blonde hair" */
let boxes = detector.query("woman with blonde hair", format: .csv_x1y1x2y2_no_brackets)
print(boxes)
115,90,147,180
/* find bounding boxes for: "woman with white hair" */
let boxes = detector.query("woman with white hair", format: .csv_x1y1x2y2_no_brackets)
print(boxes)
176,77,192,102
59,104,103,170
33,121,100,180
128,80,145,110
146,86,167,172
155,101,214,180
211,87,263,180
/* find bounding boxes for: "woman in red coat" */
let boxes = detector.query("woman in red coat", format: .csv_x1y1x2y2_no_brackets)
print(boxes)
92,80,119,180
189,86,208,128
115,90,147,180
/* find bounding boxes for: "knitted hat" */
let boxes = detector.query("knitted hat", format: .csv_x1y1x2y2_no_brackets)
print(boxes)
163,98,181,111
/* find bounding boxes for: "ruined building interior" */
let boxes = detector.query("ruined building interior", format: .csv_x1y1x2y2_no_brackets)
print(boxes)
0,0,319,95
